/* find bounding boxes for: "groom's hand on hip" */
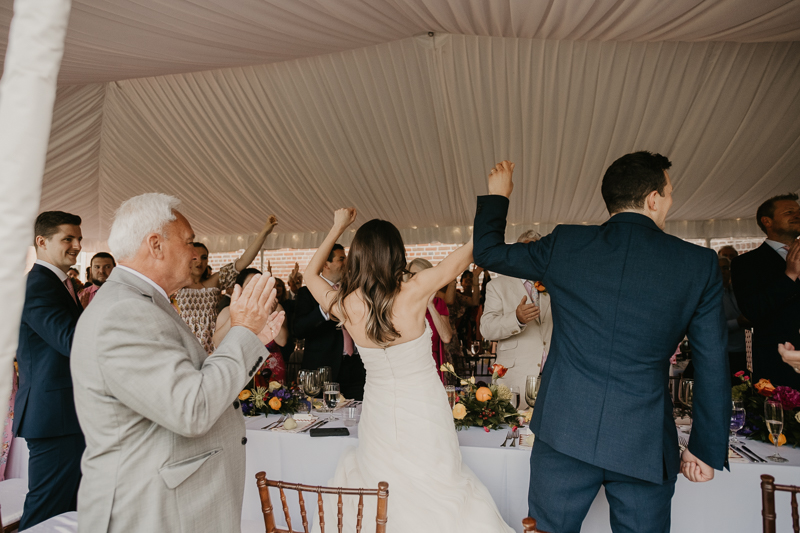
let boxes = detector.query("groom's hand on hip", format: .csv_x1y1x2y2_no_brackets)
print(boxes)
488,160,515,198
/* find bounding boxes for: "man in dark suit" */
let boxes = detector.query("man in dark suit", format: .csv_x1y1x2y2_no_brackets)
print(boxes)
15,211,86,529
731,193,800,389
293,244,365,400
473,153,729,533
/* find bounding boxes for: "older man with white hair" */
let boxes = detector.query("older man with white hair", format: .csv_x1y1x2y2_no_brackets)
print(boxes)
479,229,552,403
71,193,284,532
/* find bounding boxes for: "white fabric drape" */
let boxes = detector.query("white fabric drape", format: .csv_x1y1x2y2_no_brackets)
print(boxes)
0,0,71,426
40,34,799,251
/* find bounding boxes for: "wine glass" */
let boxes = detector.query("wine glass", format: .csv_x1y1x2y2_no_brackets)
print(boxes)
323,382,340,421
470,341,482,357
764,400,788,463
729,400,745,444
508,386,520,410
298,369,321,408
525,375,540,409
317,366,332,386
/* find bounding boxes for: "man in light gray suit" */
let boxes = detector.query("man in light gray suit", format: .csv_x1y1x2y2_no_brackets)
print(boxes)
71,193,284,532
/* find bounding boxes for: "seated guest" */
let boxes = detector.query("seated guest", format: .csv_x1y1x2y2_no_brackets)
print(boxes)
480,230,552,400
174,215,277,354
718,245,738,263
718,256,750,381
78,252,116,307
732,193,800,389
214,268,289,384
15,211,85,529
71,193,283,532
406,258,452,384
294,243,366,400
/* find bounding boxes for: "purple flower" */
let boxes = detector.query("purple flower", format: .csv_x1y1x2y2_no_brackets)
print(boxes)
241,401,255,416
772,386,800,410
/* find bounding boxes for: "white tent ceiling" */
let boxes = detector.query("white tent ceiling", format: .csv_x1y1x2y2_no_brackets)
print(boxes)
2,0,800,251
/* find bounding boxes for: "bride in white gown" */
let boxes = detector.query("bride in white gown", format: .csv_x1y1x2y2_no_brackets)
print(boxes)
306,208,513,533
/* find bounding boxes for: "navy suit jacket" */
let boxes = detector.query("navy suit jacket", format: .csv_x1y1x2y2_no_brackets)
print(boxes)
732,242,800,389
14,263,83,438
474,196,730,484
292,286,345,379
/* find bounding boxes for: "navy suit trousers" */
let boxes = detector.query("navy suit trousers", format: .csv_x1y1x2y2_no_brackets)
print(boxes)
19,433,85,530
529,439,676,533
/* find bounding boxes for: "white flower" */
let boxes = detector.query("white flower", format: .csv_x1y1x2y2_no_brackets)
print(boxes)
496,385,512,401
469,376,475,384
268,381,282,392
460,379,469,386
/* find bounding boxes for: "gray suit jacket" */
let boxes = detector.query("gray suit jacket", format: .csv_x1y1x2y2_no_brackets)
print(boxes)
71,267,268,532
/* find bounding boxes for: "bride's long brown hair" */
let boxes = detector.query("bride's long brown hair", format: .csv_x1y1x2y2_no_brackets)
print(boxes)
332,219,407,347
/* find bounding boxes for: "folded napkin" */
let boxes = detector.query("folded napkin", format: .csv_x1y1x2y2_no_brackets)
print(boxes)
270,414,318,433
311,397,353,412
518,427,535,448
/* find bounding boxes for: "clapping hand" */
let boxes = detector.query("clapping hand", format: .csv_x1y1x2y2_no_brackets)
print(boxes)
680,448,714,483
333,207,357,232
229,273,285,345
488,160,515,198
515,296,540,324
779,342,800,373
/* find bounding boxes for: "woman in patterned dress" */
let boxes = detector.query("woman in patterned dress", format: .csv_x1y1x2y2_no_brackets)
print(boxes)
174,215,277,353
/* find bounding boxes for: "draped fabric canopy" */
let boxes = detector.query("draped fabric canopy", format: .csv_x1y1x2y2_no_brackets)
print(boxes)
3,0,800,251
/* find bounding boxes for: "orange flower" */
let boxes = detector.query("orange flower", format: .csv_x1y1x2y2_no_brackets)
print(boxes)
452,403,467,419
489,364,508,378
238,390,252,401
534,281,546,293
475,387,493,402
754,379,776,397
268,397,282,410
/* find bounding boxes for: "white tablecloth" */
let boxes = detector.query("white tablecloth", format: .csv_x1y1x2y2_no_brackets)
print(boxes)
243,414,800,533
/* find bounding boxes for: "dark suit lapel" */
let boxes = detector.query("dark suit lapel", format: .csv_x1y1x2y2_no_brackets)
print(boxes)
32,264,83,314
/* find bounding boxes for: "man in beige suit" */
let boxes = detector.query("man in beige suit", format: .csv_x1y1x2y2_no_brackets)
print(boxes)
71,193,284,532
480,231,553,404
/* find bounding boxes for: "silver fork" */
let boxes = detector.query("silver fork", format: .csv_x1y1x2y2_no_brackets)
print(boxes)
510,429,520,448
262,415,286,430
500,431,512,447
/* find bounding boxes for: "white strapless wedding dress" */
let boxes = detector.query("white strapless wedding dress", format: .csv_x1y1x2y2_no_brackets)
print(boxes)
312,323,514,533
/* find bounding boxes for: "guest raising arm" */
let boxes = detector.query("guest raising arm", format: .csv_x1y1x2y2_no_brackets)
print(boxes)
174,215,278,353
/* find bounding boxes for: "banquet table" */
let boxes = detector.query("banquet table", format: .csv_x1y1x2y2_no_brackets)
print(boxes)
243,413,800,533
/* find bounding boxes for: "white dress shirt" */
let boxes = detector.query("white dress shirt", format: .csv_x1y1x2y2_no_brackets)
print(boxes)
115,265,169,302
765,239,789,261
34,258,69,282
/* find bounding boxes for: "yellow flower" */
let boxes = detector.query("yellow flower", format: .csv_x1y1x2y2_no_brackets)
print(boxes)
238,390,251,401
268,381,282,392
268,397,282,411
440,363,455,374
452,403,467,420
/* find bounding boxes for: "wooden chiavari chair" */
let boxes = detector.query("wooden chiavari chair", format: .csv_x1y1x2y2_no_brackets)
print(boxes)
255,472,388,533
761,474,800,533
522,517,550,532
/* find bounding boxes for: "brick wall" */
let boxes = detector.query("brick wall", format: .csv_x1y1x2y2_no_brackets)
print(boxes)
208,237,768,282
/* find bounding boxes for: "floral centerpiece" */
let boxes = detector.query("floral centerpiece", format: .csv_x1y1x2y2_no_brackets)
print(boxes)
732,372,800,446
440,363,519,431
238,381,305,417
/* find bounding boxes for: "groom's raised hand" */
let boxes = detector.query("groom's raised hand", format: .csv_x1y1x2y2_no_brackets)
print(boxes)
488,160,515,198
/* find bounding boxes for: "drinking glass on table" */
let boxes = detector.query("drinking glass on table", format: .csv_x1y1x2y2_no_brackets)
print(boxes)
317,366,332,387
445,385,457,409
298,369,321,406
764,400,788,463
729,400,745,444
525,375,540,409
508,386,520,410
323,382,341,421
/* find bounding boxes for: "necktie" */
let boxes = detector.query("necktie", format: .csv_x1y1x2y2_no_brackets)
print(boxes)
64,278,78,305
332,283,354,356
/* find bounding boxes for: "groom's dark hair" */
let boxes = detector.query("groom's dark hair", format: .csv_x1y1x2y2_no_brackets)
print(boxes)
601,151,672,214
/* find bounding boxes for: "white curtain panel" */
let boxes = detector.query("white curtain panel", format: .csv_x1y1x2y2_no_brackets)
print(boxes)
40,33,800,251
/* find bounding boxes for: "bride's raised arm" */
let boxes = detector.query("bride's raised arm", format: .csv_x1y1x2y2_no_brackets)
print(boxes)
407,238,474,300
306,207,357,314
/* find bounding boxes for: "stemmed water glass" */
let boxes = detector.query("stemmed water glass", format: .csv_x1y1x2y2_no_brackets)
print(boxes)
729,400,745,444
764,400,788,463
323,382,340,421
298,369,321,410
508,386,521,411
525,375,540,409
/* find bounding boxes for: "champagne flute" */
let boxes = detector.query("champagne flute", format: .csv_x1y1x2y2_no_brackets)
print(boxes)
525,375,540,409
445,385,457,409
323,382,340,421
729,400,745,444
764,400,788,463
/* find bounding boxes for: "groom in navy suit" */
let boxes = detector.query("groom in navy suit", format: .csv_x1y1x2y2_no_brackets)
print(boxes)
15,211,86,529
474,153,730,533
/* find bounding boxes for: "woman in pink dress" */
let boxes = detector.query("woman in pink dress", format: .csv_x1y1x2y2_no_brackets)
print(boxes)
407,258,452,383
174,215,277,353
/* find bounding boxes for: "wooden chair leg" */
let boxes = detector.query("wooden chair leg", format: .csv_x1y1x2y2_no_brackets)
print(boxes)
375,482,389,533
256,471,277,533
523,516,550,533
762,474,776,533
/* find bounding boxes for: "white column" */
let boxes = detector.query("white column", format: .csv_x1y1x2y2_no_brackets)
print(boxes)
0,0,72,415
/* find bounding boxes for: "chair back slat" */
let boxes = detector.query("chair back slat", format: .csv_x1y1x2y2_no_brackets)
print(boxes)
337,491,343,533
298,490,309,533
255,473,389,533
761,474,800,533
318,491,325,533
279,487,293,532
356,493,364,533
